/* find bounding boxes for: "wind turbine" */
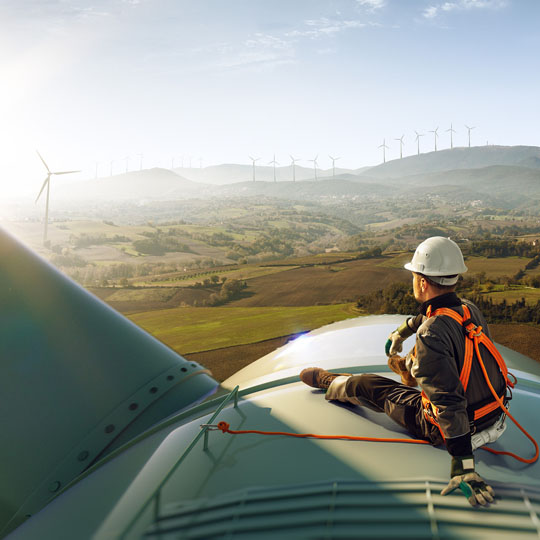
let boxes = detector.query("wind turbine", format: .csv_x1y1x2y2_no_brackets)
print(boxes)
289,155,300,182
249,155,260,181
446,123,457,149
138,153,143,171
124,156,129,173
110,159,115,176
328,155,340,178
94,162,99,180
171,157,175,169
378,139,389,163
394,135,405,159
308,155,319,180
199,157,203,169
465,125,475,148
429,127,439,151
414,131,424,155
35,151,80,245
268,154,279,182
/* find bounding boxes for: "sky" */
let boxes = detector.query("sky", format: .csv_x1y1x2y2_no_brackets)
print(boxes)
1,0,539,198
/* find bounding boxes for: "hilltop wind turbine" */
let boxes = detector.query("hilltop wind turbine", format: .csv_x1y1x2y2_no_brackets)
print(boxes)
249,155,260,181
35,151,80,245
465,125,475,148
125,156,130,173
328,155,340,178
268,154,279,182
110,159,115,176
414,131,424,155
394,135,405,159
446,123,457,149
429,127,439,151
199,157,203,169
289,155,300,182
138,153,143,171
378,139,389,163
308,155,319,180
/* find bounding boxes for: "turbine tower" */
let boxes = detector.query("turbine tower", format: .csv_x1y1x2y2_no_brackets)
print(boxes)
125,156,130,173
110,159,115,177
289,155,300,182
328,155,340,178
414,131,424,155
308,155,319,180
268,154,279,182
199,157,203,169
249,155,260,181
429,127,439,151
35,151,80,245
138,153,143,171
446,123,457,149
465,125,475,148
378,139,389,163
394,135,405,159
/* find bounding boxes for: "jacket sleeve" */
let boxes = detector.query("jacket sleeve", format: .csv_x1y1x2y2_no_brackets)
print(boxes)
410,322,472,456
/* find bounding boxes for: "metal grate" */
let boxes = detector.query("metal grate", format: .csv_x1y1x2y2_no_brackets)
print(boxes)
144,479,540,539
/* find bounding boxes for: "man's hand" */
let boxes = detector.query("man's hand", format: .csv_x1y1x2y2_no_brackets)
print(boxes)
385,318,414,357
388,355,417,386
385,331,404,356
441,456,495,506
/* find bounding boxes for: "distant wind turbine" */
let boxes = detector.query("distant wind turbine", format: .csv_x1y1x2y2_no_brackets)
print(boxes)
465,125,475,148
125,156,129,173
268,154,279,182
308,155,319,180
95,162,99,180
110,160,115,177
35,151,80,245
394,135,405,159
249,155,260,181
199,157,203,169
414,131,424,155
328,155,340,178
429,127,439,151
378,139,389,163
138,153,143,171
290,155,300,182
171,157,175,169
446,123,457,149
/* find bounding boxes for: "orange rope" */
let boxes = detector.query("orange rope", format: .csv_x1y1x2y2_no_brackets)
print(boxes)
215,421,431,445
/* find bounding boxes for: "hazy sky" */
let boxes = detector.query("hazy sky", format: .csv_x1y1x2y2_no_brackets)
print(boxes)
1,0,539,197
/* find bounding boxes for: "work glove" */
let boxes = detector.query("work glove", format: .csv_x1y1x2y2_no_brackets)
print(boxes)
441,455,495,506
388,355,417,387
385,318,414,356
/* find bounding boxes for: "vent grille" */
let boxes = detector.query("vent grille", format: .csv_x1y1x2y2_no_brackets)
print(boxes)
144,479,540,539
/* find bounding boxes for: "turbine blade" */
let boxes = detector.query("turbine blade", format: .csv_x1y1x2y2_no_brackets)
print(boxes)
35,176,49,203
36,150,51,173
52,170,81,176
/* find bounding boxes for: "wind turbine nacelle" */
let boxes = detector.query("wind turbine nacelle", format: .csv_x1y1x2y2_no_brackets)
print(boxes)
0,228,218,535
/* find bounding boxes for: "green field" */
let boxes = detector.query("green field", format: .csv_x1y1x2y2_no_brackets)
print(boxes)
465,256,532,278
485,288,540,305
129,303,359,354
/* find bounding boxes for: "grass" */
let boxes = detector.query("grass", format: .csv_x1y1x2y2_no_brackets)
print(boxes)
484,288,540,305
465,256,531,278
128,303,359,354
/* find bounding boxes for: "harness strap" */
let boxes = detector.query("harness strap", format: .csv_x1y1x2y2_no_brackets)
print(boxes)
423,303,538,464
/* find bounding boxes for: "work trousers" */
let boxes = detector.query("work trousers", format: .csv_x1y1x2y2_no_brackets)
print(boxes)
326,374,444,446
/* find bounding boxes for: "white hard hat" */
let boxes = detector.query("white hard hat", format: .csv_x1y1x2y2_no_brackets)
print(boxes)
404,236,467,286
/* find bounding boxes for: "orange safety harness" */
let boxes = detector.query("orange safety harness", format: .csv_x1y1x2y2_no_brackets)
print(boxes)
417,303,538,464
207,304,538,464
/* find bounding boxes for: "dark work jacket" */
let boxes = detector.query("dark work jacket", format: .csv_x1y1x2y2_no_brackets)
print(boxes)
405,293,506,456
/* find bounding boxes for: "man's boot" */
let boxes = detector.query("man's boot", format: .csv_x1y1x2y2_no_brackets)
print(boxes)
299,367,352,390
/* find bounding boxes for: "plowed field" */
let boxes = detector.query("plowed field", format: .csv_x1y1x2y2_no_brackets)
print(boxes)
229,258,410,307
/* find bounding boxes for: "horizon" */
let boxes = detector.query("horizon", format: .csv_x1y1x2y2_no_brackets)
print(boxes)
1,1,539,198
